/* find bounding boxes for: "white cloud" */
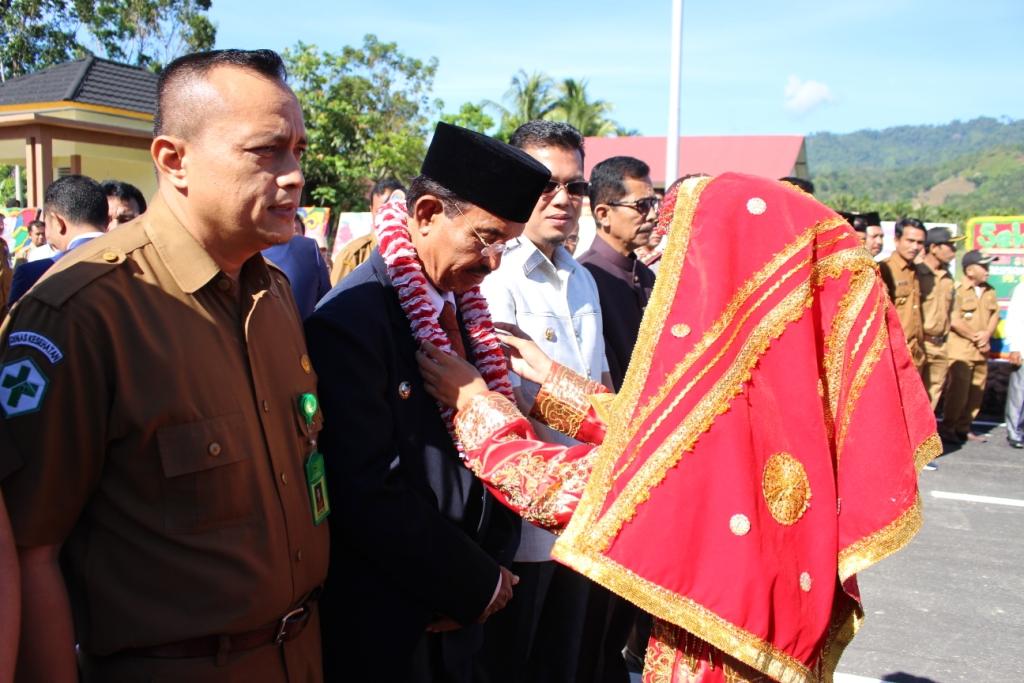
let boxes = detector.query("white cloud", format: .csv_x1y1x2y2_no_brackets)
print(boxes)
783,75,834,114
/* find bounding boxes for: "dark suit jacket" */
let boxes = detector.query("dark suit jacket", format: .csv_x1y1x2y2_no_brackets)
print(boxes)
8,257,55,306
305,249,519,682
262,235,331,320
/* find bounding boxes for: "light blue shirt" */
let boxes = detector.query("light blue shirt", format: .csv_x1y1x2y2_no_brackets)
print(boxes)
481,237,608,561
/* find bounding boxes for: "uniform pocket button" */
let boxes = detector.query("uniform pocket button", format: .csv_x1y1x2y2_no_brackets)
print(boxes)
208,442,222,457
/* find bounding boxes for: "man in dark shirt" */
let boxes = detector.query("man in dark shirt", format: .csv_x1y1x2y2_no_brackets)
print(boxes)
574,155,658,681
578,156,658,391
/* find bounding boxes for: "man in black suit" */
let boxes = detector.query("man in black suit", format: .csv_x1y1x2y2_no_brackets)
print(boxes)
8,176,108,306
305,123,551,683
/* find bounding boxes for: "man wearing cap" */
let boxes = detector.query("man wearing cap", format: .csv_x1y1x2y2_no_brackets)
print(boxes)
917,227,961,407
0,49,328,682
879,218,927,370
305,122,550,682
943,250,999,444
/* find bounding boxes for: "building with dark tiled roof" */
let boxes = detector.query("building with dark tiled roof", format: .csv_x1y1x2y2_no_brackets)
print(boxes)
0,56,157,207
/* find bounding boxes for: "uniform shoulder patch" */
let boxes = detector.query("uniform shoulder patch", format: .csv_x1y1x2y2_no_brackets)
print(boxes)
0,358,49,417
7,331,63,364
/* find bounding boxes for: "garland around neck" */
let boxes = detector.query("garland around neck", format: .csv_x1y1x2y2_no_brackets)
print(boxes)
374,198,515,452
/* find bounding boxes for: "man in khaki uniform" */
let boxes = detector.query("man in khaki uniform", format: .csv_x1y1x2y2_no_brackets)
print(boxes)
917,227,962,407
0,49,329,682
943,249,1000,444
879,218,927,370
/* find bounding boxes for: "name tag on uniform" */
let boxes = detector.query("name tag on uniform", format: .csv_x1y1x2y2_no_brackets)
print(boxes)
305,451,331,525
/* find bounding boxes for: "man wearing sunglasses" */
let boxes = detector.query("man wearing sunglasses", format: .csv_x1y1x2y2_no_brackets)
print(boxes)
575,155,658,682
478,120,610,683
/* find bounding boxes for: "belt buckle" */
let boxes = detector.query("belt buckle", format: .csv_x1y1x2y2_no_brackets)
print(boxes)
275,606,306,645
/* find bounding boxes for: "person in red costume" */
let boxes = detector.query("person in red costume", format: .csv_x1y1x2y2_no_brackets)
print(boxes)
416,172,939,683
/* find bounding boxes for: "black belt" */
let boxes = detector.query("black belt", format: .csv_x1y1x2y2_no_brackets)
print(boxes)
119,591,319,660
925,335,947,345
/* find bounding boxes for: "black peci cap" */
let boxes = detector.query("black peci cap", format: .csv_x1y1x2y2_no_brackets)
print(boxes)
962,250,994,268
421,122,551,223
925,227,966,246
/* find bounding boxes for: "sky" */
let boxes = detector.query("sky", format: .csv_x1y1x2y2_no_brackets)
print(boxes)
210,0,1023,138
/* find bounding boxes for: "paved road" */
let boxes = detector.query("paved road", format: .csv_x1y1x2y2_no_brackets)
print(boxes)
835,424,1023,682
631,424,1024,683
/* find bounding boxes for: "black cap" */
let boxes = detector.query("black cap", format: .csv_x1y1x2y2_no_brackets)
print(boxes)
925,227,966,246
420,122,551,223
839,210,880,228
962,249,994,268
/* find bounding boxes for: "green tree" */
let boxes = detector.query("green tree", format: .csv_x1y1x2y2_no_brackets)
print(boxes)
284,35,440,210
491,70,555,140
549,78,617,137
0,0,80,79
0,0,216,78
442,101,494,135
78,0,216,70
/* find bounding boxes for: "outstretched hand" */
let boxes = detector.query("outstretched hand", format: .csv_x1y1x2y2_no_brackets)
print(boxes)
416,341,490,411
493,323,553,385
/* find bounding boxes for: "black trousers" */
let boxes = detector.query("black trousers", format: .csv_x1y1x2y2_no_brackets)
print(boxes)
477,560,590,683
575,584,636,683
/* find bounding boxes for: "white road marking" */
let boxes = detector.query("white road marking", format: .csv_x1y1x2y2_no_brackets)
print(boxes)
835,675,885,683
931,491,1024,508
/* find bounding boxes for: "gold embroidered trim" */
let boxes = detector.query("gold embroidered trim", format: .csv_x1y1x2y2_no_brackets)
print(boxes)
589,248,869,552
454,392,524,451
914,433,941,472
837,495,923,582
530,362,605,440
628,218,851,450
559,176,711,555
836,298,889,455
467,449,593,532
823,270,876,420
551,544,815,683
762,453,811,526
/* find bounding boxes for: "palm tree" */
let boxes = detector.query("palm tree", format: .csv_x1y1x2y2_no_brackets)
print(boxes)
488,70,556,140
549,78,618,137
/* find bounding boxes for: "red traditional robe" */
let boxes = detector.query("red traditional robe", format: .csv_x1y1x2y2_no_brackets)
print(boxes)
453,173,939,683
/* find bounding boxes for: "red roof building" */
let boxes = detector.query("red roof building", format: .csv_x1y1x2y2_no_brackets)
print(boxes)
583,135,809,188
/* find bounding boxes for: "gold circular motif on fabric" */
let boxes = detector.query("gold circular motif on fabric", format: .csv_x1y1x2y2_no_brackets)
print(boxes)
799,571,812,592
746,197,767,215
671,323,691,338
729,513,750,536
762,452,811,525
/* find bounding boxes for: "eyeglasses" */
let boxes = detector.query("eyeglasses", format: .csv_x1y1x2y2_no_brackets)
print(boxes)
608,197,660,215
452,202,509,260
542,180,589,198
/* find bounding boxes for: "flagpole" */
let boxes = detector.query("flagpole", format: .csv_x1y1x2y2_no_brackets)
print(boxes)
665,0,683,186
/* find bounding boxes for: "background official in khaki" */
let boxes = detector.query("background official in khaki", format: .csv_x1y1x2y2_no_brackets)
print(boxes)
879,218,926,370
943,250,999,444
0,49,328,682
917,227,961,408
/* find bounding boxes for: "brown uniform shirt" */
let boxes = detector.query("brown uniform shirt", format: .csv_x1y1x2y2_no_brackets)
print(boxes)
879,252,925,365
917,260,955,338
948,279,1000,362
0,198,328,656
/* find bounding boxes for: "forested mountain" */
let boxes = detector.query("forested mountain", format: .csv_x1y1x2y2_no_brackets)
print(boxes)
807,117,1024,223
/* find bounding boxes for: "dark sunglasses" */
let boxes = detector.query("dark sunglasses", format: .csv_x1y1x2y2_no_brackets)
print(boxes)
608,196,660,215
542,180,590,197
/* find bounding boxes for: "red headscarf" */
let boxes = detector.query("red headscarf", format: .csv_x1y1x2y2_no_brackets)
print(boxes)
552,172,938,682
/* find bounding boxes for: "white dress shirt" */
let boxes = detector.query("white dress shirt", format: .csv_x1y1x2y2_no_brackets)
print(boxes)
481,237,608,561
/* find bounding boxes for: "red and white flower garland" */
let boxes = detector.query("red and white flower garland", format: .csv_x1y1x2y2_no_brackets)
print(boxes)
375,198,515,452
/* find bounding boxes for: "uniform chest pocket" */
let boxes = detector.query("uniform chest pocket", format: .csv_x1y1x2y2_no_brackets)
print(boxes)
157,413,258,534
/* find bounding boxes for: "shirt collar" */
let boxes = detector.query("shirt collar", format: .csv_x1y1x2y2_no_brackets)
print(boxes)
143,197,231,294
423,278,456,318
65,232,106,252
515,237,576,277
590,234,637,273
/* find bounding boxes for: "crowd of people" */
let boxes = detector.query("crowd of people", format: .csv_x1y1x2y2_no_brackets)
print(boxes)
0,48,948,683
